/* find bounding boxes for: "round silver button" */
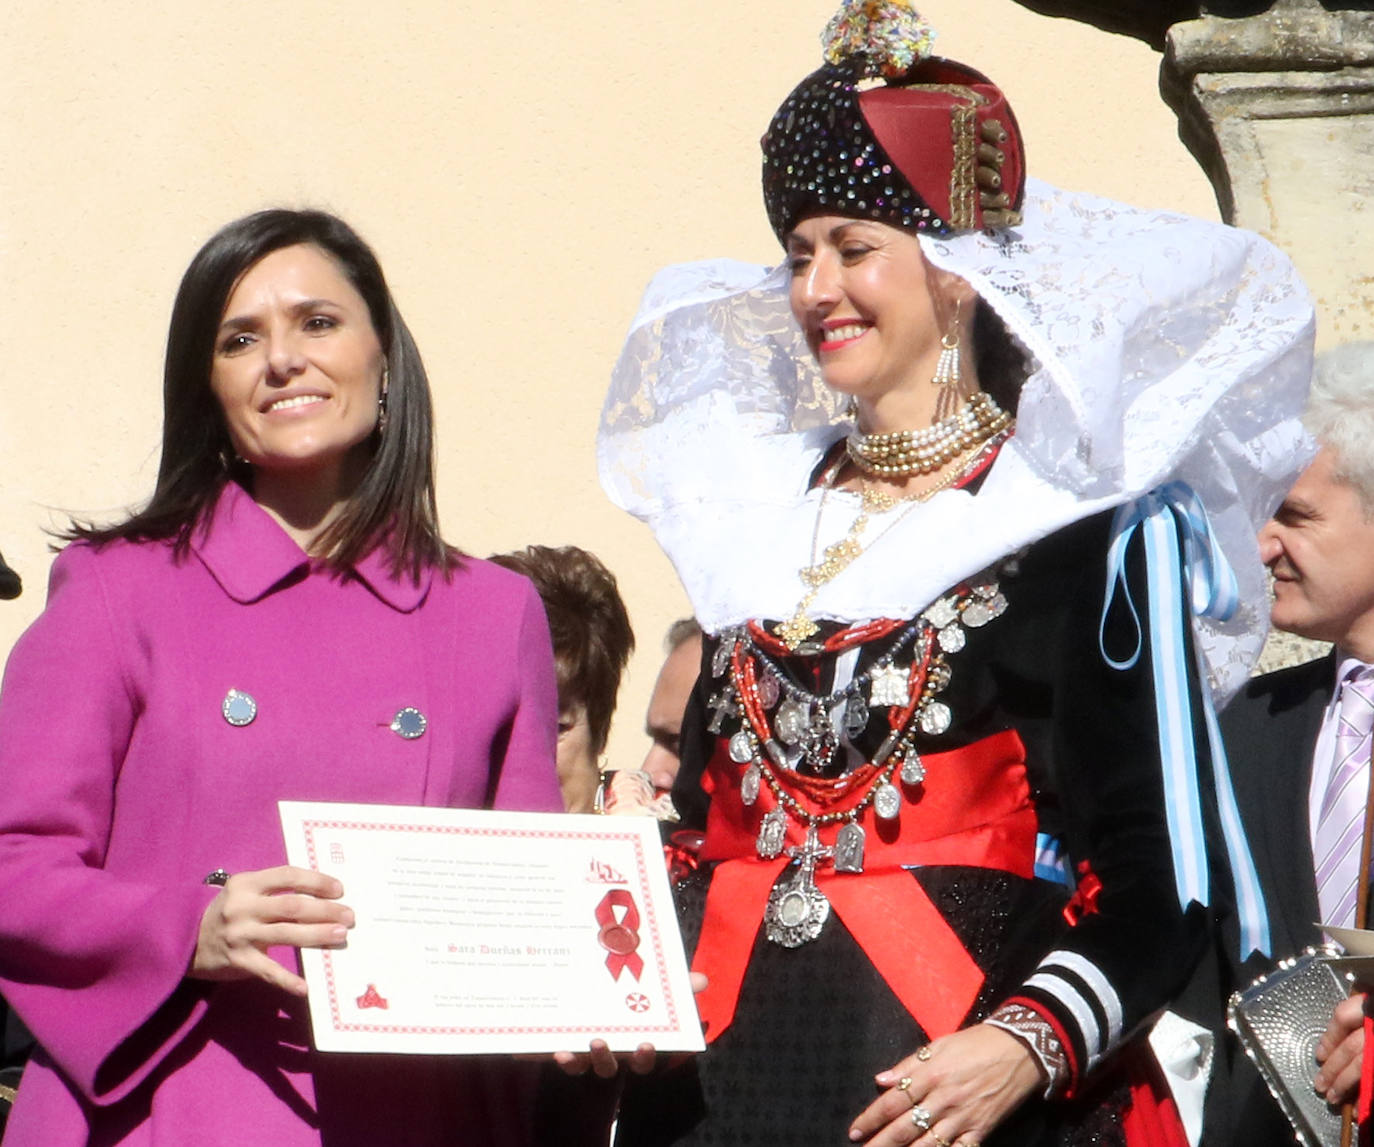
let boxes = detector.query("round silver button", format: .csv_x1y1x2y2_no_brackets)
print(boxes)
222,689,257,727
391,707,427,739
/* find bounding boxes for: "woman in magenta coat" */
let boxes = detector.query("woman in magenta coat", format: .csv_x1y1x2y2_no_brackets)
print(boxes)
0,210,563,1146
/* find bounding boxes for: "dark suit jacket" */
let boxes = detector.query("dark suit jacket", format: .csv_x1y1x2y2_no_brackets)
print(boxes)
1210,653,1334,1145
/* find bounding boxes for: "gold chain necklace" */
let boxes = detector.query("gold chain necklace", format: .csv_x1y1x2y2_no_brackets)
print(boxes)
774,429,1010,651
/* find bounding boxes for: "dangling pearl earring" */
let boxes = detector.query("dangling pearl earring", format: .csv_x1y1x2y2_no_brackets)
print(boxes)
932,298,962,390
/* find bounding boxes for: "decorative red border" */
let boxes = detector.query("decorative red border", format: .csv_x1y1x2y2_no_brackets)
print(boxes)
303,819,682,1037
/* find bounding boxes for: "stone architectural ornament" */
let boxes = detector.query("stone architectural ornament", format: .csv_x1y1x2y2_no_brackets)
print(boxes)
1162,0,1374,344
1010,1,1354,50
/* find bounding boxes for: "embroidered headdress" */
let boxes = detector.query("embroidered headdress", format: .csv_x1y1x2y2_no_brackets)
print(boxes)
763,1,1023,239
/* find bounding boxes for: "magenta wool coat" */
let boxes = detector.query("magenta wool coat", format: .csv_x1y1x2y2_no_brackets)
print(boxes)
0,483,563,1146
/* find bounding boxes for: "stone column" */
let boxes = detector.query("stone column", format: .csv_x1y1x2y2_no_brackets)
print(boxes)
1162,0,1374,346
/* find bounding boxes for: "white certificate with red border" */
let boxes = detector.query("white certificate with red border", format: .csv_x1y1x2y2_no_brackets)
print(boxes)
278,801,704,1054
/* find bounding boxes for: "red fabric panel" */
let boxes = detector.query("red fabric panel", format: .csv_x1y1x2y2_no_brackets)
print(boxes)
692,729,1035,1042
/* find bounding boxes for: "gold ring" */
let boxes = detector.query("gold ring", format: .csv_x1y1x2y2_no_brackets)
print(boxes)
896,1076,913,1092
916,1044,933,1062
930,1136,952,1147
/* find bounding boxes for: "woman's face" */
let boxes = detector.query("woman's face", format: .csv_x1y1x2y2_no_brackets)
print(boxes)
786,215,957,406
556,703,600,814
210,243,385,480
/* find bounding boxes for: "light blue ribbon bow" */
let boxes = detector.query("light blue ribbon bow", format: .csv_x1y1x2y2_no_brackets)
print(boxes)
1099,481,1271,957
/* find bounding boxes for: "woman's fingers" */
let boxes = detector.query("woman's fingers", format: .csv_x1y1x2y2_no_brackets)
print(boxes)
849,1026,1038,1145
233,946,311,997
850,1049,931,1141
189,865,354,991
552,1040,663,1078
233,865,345,901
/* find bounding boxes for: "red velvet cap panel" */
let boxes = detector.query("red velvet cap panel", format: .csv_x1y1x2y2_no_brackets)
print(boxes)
859,62,1025,232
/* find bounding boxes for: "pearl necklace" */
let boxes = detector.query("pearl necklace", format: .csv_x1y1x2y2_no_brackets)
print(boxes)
846,391,1011,478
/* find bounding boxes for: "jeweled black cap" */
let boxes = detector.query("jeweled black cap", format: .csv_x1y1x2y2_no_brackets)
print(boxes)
761,2,1025,244
762,61,948,242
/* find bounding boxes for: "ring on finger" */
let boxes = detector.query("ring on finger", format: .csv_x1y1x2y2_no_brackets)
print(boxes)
915,1044,933,1062
930,1135,952,1147
896,1076,913,1093
911,1105,933,1131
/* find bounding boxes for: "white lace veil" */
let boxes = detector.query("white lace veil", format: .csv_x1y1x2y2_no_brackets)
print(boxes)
598,178,1315,703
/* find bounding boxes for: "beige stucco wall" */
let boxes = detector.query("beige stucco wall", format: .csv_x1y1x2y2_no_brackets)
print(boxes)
0,1,1219,768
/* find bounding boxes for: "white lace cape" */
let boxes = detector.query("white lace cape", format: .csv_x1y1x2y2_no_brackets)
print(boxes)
598,179,1316,703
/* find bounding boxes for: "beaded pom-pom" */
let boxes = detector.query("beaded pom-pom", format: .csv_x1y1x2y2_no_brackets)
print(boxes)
821,0,936,79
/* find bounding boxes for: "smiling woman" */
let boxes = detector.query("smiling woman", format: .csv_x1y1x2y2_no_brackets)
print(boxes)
0,209,564,1147
209,244,388,520
597,2,1316,1144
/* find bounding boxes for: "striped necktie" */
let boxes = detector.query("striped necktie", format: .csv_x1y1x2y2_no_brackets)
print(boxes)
1315,666,1374,930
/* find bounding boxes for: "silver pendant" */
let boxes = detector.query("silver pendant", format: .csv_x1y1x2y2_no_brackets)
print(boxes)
938,624,966,653
765,868,831,947
870,663,909,708
901,753,927,786
775,700,809,745
729,730,754,763
963,602,990,628
844,694,869,737
873,782,902,820
711,636,734,678
964,586,1007,628
873,729,902,766
740,762,761,806
757,807,787,859
707,687,739,734
924,597,959,628
757,670,781,709
803,708,836,761
834,821,866,873
919,701,952,735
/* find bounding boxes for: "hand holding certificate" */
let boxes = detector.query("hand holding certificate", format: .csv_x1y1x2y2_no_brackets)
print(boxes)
279,801,704,1056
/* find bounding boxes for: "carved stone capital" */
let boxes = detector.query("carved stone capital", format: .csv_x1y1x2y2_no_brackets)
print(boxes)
1162,8,1374,342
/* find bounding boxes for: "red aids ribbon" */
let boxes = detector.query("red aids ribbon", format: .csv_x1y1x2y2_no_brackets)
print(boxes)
356,984,389,1010
596,888,644,981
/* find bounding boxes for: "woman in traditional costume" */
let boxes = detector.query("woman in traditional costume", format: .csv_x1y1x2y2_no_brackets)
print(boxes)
597,4,1315,1144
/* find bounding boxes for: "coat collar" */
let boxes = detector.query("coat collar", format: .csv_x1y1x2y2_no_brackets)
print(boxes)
190,481,432,612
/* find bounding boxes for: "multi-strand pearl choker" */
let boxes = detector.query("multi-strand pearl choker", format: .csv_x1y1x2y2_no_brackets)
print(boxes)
846,391,1011,478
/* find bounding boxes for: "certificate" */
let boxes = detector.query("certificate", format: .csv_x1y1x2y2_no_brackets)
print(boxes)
278,801,704,1055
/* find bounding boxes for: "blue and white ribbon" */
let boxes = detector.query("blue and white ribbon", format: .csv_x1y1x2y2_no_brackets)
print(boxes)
1099,482,1271,957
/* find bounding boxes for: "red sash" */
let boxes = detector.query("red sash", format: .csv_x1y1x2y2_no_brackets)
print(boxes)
692,727,1035,1042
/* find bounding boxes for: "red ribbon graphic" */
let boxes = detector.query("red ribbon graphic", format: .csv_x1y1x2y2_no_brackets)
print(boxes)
595,888,644,981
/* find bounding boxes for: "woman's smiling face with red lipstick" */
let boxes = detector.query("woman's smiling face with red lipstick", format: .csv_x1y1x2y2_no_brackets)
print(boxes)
785,215,953,407
210,243,386,481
